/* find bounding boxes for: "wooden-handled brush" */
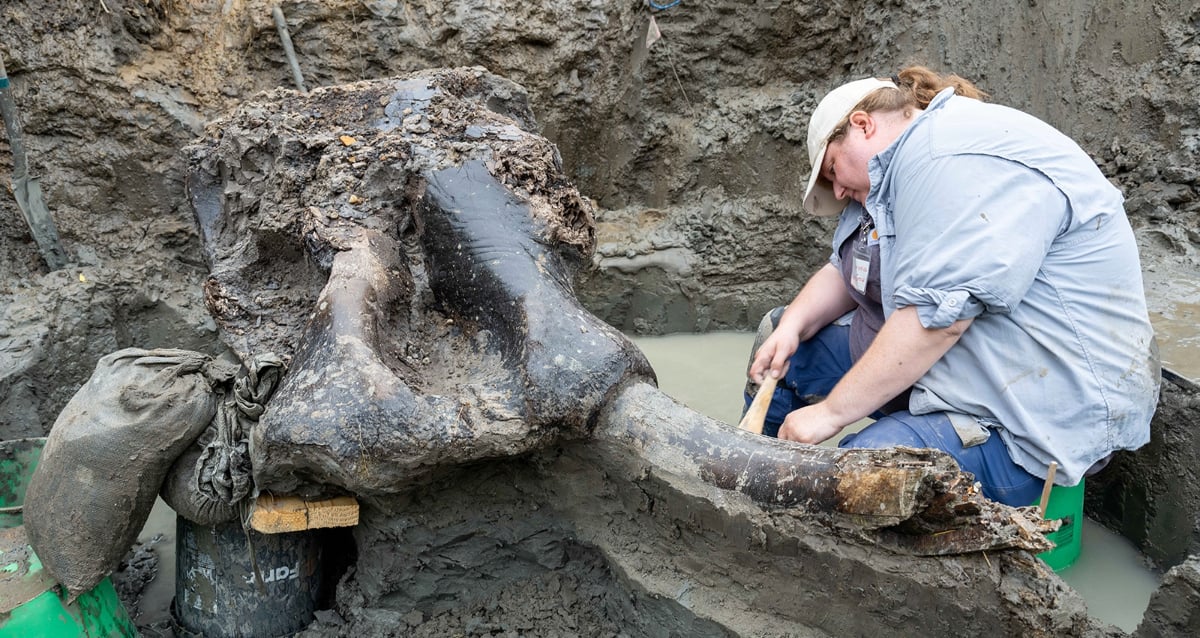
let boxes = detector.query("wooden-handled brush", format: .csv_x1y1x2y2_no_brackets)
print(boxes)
737,374,778,435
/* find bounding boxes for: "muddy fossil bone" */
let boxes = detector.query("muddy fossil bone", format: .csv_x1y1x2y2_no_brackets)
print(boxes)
185,68,1053,561
597,381,1055,555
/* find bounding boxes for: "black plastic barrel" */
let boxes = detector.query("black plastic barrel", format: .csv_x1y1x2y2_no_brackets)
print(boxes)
173,516,323,638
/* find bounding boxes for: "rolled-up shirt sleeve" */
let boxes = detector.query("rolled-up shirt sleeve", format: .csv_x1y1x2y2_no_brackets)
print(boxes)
893,286,985,327
888,153,1070,329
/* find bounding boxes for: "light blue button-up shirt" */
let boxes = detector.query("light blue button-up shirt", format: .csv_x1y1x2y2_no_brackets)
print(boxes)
836,88,1159,486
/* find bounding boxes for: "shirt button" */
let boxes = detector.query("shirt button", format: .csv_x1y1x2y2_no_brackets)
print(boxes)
947,299,958,307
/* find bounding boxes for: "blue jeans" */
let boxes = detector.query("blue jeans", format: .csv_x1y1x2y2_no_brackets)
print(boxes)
743,320,1043,507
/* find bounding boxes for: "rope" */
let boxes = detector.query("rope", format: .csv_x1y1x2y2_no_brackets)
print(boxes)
649,0,681,9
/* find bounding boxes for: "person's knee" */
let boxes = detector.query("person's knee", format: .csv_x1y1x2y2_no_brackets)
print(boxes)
984,476,1043,507
838,418,927,450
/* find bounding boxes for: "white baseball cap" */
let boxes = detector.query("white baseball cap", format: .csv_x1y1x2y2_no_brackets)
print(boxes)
802,77,897,217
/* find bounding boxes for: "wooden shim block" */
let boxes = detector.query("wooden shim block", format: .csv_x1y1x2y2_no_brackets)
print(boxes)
250,494,359,534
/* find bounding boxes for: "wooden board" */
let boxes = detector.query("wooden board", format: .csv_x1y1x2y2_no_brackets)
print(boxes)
249,494,359,534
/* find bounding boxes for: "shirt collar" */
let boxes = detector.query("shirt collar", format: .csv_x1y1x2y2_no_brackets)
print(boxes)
865,87,957,212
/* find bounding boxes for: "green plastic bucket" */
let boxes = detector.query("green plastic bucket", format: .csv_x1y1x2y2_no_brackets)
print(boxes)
0,438,139,637
1033,478,1085,572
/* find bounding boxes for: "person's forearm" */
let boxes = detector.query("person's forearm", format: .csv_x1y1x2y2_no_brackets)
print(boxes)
821,306,972,425
775,263,856,341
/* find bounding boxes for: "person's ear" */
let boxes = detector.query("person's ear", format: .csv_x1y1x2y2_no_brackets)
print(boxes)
848,110,874,137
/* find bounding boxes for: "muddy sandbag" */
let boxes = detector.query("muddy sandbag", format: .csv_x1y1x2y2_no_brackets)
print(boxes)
160,442,238,525
162,354,284,525
24,348,237,598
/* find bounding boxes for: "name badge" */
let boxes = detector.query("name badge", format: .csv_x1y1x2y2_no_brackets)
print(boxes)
852,248,870,294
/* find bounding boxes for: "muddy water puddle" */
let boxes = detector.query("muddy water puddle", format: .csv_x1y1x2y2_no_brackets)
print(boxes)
1150,300,1200,381
1144,269,1200,382
631,331,1161,633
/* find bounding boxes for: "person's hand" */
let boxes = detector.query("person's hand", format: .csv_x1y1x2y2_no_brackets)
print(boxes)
778,403,844,445
749,331,798,384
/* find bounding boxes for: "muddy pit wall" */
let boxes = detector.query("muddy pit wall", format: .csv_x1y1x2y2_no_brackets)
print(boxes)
1088,379,1200,570
575,0,1200,335
0,1,226,434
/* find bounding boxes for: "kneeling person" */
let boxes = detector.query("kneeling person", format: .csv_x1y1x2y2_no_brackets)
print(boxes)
745,67,1160,507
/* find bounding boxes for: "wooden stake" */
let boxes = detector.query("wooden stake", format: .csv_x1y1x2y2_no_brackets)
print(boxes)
737,374,778,435
1037,461,1058,518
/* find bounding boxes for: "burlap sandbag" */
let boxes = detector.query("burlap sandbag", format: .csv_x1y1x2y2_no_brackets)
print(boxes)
24,348,236,598
161,354,284,525
159,442,239,526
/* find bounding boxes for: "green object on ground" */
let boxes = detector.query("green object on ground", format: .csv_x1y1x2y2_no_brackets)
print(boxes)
1035,478,1085,572
1,571,136,638
0,438,139,637
0,438,42,529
